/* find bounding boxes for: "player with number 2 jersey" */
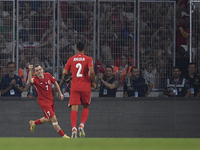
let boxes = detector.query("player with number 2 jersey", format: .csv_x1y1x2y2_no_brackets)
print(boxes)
63,42,96,138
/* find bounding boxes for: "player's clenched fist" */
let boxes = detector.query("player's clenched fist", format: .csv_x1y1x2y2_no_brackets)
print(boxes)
28,63,33,70
59,93,64,100
92,82,96,89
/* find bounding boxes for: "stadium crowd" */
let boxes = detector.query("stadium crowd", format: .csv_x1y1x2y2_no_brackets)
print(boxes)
0,0,200,97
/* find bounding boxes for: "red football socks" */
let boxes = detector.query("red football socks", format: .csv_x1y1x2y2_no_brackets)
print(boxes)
57,129,65,137
81,108,89,124
70,110,78,128
34,119,42,125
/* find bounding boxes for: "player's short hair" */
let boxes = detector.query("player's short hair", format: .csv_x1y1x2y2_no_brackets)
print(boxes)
7,61,16,68
76,42,85,51
105,66,113,72
34,64,41,69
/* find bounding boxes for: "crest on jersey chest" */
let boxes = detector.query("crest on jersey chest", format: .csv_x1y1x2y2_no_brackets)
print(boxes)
48,80,51,84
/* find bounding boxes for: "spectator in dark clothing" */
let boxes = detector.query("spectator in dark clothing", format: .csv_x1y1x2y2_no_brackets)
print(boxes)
123,67,153,97
175,46,189,77
163,66,191,97
185,63,200,97
0,62,23,97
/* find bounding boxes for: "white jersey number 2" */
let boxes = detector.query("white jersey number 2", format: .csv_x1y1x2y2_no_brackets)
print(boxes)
76,63,83,77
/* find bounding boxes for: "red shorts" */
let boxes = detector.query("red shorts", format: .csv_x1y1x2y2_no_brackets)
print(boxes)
40,103,55,119
69,91,91,107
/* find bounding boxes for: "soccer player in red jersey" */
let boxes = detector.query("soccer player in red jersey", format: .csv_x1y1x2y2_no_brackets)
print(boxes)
63,42,96,138
27,63,69,138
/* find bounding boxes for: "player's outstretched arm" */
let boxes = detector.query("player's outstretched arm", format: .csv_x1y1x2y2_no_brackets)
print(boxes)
28,63,34,84
54,81,64,100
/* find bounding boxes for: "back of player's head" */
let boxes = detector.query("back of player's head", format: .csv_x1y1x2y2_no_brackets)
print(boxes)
76,42,85,52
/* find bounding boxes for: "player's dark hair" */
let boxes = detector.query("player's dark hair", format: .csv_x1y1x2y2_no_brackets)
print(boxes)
105,66,113,72
7,61,16,68
76,42,85,51
131,66,138,73
34,64,41,69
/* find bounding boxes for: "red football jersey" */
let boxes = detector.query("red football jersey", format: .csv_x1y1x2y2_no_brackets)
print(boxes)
64,53,93,91
32,73,56,105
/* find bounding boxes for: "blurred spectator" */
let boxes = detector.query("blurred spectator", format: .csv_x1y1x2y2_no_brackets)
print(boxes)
0,31,16,58
0,62,23,97
24,79,38,97
142,60,160,89
118,54,132,82
22,34,40,56
35,2,53,41
20,1,37,20
82,16,94,41
185,63,200,97
0,14,13,36
175,46,189,77
97,66,118,97
65,18,77,33
60,46,74,66
180,36,197,62
19,16,35,43
31,56,45,69
94,59,105,75
123,67,153,97
71,2,89,32
59,74,72,97
0,2,10,26
44,47,63,78
122,2,134,22
122,21,135,45
0,33,6,55
110,3,124,36
176,16,194,48
18,55,28,86
163,66,190,97
100,33,112,61
114,44,135,67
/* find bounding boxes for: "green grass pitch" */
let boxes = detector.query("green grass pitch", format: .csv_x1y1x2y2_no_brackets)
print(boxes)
0,138,200,150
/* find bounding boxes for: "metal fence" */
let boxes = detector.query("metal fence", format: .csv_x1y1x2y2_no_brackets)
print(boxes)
0,0,199,97
138,0,176,90
190,0,200,73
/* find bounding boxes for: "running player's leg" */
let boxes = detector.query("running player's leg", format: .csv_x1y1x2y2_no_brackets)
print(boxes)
29,115,51,132
50,115,69,138
69,91,81,138
78,105,89,137
78,91,91,137
71,105,79,138
29,117,50,132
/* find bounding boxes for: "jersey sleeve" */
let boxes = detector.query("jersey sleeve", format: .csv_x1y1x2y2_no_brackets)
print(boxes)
32,76,36,85
49,73,56,84
88,57,93,68
64,58,71,71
